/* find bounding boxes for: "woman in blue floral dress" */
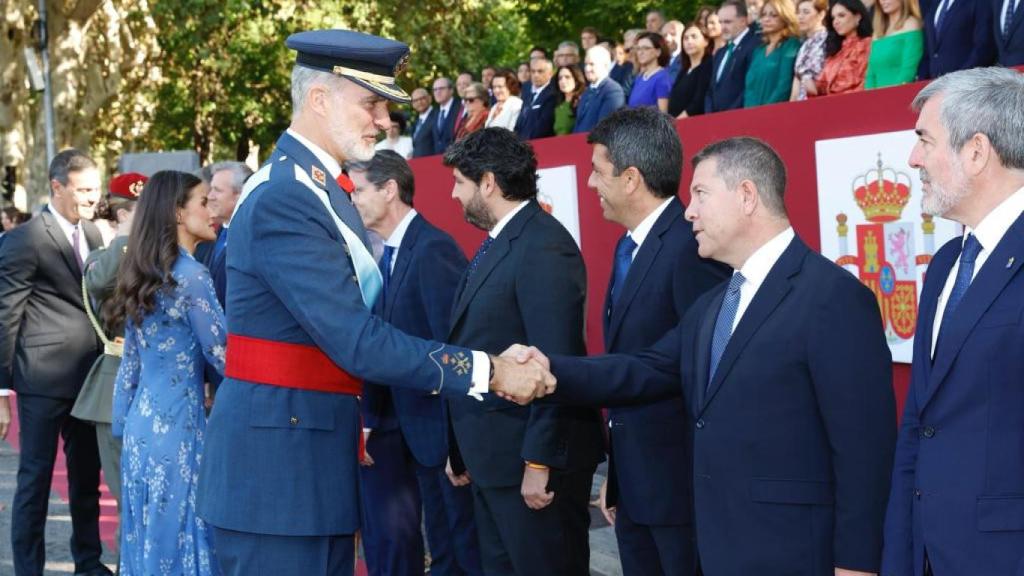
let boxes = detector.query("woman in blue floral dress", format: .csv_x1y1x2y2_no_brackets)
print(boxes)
109,170,225,575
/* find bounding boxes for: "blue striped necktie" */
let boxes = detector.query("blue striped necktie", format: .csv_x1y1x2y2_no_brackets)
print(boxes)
936,233,982,346
709,272,746,386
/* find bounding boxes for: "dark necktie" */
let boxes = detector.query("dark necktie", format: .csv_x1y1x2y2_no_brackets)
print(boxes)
437,106,447,131
717,41,735,82
1005,0,1020,41
936,234,982,348
378,244,395,310
71,224,83,272
466,236,494,279
708,272,746,386
935,0,951,38
608,234,637,315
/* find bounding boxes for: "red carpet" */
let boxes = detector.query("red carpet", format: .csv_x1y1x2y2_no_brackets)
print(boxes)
6,396,369,575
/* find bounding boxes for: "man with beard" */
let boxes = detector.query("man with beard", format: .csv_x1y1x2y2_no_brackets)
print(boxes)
0,149,111,576
882,67,1024,576
195,30,555,576
442,128,604,575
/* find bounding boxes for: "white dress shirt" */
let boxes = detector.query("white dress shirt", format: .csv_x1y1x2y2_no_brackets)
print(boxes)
731,227,795,332
382,208,418,275
626,197,673,261
1002,0,1021,32
931,185,1024,356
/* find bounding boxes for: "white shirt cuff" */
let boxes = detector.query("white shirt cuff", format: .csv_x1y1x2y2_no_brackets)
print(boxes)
0,389,11,397
468,351,490,400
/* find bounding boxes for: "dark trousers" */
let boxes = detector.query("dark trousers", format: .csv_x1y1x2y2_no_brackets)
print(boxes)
359,428,482,576
472,469,594,576
614,495,696,576
211,527,354,576
11,394,104,576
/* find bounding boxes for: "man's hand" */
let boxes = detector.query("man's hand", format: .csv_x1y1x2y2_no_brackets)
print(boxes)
446,457,471,487
521,464,554,510
502,344,550,371
489,353,555,405
835,569,875,576
598,477,616,525
360,429,374,466
0,396,10,440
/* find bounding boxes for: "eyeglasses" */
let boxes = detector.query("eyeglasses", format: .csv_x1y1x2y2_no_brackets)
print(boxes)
634,45,656,52
464,96,481,103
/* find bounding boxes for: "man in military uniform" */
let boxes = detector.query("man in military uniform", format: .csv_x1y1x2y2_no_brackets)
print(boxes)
195,29,553,576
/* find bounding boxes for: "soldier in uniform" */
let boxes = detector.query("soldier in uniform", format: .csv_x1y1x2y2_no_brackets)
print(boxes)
195,29,553,576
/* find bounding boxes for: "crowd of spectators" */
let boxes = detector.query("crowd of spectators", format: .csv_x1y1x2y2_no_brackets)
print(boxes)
392,0,1024,159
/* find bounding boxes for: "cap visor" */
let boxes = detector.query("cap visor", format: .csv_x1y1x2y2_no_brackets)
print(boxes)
346,75,411,104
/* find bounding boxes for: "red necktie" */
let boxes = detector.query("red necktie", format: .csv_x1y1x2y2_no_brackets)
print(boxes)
336,173,354,194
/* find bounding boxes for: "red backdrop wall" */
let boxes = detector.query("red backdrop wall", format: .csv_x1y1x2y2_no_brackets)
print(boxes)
408,81,931,415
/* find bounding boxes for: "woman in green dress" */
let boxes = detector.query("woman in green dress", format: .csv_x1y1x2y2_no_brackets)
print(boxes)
554,65,586,135
864,0,923,89
744,0,803,107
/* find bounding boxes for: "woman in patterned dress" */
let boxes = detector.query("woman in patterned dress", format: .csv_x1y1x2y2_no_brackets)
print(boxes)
109,170,225,575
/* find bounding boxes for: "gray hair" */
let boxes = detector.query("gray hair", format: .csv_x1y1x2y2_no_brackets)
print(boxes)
692,137,788,216
291,65,346,116
209,160,253,194
557,40,580,55
912,67,1024,170
586,45,613,76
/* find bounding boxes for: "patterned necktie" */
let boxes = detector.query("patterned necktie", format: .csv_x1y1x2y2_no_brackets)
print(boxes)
1005,0,1020,41
378,245,395,309
71,224,83,272
708,272,746,386
936,234,982,347
608,234,638,314
466,236,494,279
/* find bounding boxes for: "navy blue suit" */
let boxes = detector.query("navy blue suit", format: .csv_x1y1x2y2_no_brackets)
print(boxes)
359,214,482,576
883,215,1024,576
549,236,896,575
572,78,626,134
602,198,729,576
433,100,462,155
705,28,760,113
514,85,558,140
995,0,1024,66
918,0,996,79
196,132,477,575
411,107,437,158
447,201,604,575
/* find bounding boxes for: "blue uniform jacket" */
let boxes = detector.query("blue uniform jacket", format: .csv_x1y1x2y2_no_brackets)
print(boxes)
196,132,475,536
883,212,1024,576
361,214,468,467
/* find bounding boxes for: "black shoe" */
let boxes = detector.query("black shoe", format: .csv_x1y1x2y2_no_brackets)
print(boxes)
75,566,115,576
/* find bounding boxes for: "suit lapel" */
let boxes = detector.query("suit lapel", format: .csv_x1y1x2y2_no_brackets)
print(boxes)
924,215,1024,408
385,215,422,321
606,199,682,350
41,209,82,278
701,238,804,413
449,202,538,333
274,133,371,250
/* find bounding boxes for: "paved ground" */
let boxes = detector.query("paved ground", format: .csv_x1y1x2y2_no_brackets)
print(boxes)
0,436,621,576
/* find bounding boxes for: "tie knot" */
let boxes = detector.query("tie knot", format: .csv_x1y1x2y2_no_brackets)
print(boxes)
616,235,637,258
727,272,746,294
960,234,982,264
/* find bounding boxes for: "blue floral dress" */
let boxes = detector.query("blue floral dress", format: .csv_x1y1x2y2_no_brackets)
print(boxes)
112,249,226,576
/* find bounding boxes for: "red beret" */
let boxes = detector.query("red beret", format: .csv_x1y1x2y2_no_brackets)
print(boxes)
109,173,148,200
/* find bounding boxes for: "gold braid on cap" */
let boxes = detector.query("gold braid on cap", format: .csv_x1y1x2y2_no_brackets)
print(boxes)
332,66,396,85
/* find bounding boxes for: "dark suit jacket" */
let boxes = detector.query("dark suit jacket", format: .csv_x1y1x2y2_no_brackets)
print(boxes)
918,0,996,79
994,0,1024,66
514,85,558,140
446,201,604,488
603,198,729,525
572,77,626,134
361,214,468,468
705,28,761,113
550,237,896,574
411,107,438,158
883,215,1024,576
0,208,103,398
668,57,712,117
432,100,462,155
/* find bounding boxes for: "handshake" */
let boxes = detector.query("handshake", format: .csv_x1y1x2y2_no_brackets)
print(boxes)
487,344,553,405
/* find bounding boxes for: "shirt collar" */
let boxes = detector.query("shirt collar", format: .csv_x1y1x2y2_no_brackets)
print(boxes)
531,82,550,99
590,77,607,89
490,201,530,239
439,99,454,115
628,197,673,250
737,227,795,291
965,185,1024,254
385,208,418,248
418,108,433,122
286,128,342,179
48,203,78,234
731,27,750,46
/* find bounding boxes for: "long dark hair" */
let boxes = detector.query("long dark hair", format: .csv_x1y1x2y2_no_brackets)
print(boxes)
105,171,202,330
557,65,587,110
824,0,873,57
636,31,671,68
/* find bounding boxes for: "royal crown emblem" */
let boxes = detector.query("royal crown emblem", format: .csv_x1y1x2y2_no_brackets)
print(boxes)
393,53,410,78
834,153,936,342
129,180,144,197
